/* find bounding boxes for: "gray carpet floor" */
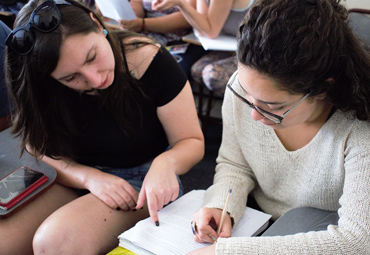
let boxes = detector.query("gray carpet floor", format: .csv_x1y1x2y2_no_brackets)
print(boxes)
181,124,222,193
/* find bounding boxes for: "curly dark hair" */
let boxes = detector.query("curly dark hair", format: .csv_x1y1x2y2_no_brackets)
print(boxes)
237,0,370,120
6,0,151,159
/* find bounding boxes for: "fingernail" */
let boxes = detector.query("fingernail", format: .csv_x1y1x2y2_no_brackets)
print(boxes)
211,236,216,241
141,206,144,210
132,208,136,212
155,221,159,227
116,207,121,211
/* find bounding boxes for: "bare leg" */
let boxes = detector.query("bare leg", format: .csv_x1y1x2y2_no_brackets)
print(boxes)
33,192,150,255
0,184,78,255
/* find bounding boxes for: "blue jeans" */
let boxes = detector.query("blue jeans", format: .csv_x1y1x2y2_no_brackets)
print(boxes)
75,159,184,200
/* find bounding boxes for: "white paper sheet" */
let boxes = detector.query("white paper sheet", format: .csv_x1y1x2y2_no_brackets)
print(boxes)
197,34,237,51
95,0,136,21
183,31,236,51
118,190,271,255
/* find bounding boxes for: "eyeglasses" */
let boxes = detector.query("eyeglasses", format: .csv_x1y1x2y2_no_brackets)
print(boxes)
226,71,310,124
6,0,62,55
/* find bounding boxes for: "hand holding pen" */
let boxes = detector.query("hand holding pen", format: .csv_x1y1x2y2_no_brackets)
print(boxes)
216,189,232,238
190,189,233,243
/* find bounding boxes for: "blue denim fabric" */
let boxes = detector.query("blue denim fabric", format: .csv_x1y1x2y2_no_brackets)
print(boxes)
75,159,184,200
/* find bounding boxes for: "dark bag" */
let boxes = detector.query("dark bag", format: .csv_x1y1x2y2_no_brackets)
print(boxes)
0,0,17,5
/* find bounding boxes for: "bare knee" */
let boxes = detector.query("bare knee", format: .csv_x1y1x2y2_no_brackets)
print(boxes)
33,216,83,255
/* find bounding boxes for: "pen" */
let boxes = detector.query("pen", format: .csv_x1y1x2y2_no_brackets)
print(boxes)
216,188,232,239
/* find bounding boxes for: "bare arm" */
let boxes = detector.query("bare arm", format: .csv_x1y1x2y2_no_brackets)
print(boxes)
144,11,191,33
121,0,192,33
40,156,139,211
130,0,145,18
155,81,204,176
136,80,205,224
153,0,234,38
126,40,205,224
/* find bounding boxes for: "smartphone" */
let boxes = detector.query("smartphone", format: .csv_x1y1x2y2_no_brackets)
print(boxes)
0,166,49,210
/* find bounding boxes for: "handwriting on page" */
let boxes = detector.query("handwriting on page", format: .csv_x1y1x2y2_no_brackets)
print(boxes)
127,192,207,254
118,190,271,255
132,219,208,255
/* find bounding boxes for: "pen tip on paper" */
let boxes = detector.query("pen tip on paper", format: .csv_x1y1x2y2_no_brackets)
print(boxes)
228,189,232,194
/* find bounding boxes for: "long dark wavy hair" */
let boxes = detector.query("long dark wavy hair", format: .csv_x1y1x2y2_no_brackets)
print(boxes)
6,0,151,159
237,0,370,120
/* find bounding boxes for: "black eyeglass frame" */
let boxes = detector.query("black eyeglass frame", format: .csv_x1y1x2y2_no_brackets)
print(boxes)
5,0,62,55
226,71,310,124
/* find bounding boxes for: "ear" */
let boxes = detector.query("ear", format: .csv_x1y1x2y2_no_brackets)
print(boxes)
315,92,327,100
89,12,104,34
326,77,335,85
315,78,334,100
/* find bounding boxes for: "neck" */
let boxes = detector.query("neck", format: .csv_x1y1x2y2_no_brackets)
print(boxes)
81,88,98,95
308,102,334,125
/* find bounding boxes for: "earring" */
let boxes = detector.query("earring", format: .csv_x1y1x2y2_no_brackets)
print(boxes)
103,29,108,36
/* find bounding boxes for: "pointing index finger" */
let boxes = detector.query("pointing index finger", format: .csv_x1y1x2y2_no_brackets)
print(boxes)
147,193,160,226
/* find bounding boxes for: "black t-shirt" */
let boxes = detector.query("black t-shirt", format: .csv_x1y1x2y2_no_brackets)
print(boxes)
70,47,187,168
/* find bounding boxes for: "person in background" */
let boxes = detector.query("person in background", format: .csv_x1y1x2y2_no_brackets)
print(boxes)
152,0,255,96
84,0,206,79
0,0,27,16
1,0,204,254
121,0,192,45
119,0,206,79
187,0,370,254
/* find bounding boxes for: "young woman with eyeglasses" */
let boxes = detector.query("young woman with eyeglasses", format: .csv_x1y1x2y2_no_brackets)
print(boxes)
1,0,204,254
188,0,370,254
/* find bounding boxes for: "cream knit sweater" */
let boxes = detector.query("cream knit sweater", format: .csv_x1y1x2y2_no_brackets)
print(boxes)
202,79,370,254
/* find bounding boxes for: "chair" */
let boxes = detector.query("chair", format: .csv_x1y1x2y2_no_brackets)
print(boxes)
348,8,370,50
191,51,236,135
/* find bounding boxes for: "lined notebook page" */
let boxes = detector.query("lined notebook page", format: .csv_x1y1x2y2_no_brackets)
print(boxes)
118,190,271,255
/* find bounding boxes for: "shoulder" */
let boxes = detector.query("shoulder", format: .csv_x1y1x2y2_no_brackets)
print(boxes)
329,111,370,157
122,36,161,79
330,110,370,134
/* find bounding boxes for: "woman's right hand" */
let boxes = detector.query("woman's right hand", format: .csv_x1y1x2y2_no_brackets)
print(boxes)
192,207,233,243
152,0,182,11
40,155,139,211
85,170,138,211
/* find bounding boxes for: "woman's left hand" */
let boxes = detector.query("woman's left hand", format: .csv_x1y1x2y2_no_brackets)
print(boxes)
119,18,142,32
187,244,216,255
152,0,181,11
135,157,180,225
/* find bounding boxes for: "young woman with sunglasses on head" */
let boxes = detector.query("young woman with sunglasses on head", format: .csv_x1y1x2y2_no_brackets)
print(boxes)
2,0,204,254
188,0,370,254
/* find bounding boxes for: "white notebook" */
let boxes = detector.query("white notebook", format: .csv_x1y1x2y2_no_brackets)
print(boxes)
182,31,237,51
118,190,271,255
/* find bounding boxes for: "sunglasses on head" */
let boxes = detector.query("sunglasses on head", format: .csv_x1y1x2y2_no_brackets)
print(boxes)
6,0,69,55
